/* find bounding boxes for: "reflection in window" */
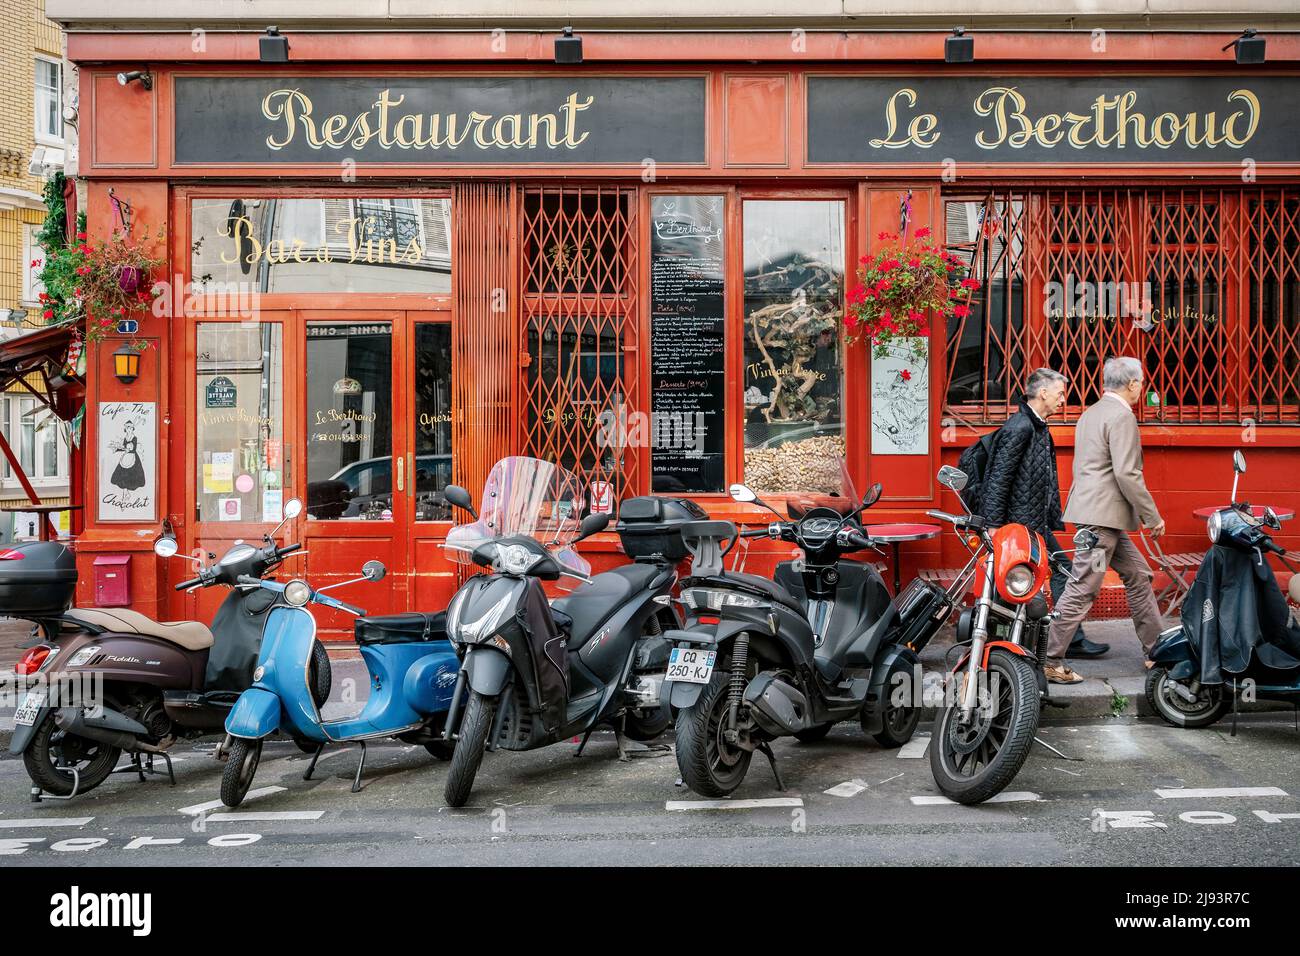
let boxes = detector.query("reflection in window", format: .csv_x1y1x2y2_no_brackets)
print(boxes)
943,197,1028,413
195,324,283,523
741,200,845,494
414,324,453,521
190,197,452,295
305,323,392,521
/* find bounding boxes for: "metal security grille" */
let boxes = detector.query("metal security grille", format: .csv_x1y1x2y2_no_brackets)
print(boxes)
518,185,642,498
943,188,1300,425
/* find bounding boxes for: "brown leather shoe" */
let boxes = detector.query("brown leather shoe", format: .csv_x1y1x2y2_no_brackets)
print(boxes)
1044,664,1084,685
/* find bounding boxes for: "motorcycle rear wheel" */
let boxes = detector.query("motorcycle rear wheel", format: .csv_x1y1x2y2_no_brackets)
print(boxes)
674,669,752,797
1145,667,1228,729
929,648,1039,805
23,711,121,797
444,691,496,807
220,737,263,808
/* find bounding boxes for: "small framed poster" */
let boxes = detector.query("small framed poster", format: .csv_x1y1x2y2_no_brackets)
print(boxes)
98,402,157,521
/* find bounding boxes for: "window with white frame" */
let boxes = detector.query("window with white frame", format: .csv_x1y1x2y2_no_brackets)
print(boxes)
35,58,62,144
1,397,66,482
22,224,45,306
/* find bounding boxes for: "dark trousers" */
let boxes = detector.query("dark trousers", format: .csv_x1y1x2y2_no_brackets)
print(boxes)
1044,531,1086,643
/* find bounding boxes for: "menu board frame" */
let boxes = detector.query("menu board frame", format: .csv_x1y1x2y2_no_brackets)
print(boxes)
648,192,729,494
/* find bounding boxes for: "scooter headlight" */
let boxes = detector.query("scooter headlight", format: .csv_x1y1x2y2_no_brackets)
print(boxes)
1005,563,1035,598
496,543,541,576
283,579,312,607
1207,510,1222,543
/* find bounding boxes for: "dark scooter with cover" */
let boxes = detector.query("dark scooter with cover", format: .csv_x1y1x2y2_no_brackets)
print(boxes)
662,458,947,797
439,456,689,807
1147,450,1300,732
6,499,329,799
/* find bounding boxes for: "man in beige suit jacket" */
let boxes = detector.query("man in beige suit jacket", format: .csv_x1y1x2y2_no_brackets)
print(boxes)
1045,356,1166,684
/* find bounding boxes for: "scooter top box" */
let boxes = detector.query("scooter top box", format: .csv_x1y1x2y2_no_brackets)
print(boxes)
615,496,709,563
0,541,77,617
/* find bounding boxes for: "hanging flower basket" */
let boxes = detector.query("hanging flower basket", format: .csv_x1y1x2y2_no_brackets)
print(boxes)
115,264,143,295
35,222,166,347
844,227,974,364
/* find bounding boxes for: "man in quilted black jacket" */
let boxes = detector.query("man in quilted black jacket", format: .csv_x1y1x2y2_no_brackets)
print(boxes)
982,368,1109,659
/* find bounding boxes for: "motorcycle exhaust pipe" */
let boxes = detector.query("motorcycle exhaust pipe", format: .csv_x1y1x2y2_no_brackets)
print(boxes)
53,707,147,752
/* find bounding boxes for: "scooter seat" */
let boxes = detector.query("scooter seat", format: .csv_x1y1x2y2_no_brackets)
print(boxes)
552,563,662,651
354,612,447,645
63,607,213,651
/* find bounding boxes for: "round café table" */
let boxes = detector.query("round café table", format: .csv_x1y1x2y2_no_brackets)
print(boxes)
0,504,83,541
864,522,942,595
1192,504,1295,521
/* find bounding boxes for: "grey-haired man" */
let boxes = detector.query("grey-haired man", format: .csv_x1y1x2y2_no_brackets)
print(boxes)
1045,356,1166,684
982,367,1107,658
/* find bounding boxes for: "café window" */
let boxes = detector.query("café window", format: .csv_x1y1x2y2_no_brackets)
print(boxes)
190,196,451,294
305,323,393,521
519,186,639,498
741,200,846,495
414,324,453,521
943,188,1300,425
195,324,284,523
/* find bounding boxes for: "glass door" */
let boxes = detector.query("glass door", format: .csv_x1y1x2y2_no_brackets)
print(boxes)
405,314,459,609
188,312,293,623
298,311,409,629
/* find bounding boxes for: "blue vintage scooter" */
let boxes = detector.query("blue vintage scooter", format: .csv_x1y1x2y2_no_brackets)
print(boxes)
220,559,459,806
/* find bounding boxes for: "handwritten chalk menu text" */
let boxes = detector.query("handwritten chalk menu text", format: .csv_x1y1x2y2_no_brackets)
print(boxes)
650,195,726,493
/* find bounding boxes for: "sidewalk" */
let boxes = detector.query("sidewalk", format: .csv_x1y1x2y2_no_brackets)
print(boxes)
919,618,1153,719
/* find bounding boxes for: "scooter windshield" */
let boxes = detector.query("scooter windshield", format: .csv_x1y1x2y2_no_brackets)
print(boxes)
786,455,860,519
443,456,590,578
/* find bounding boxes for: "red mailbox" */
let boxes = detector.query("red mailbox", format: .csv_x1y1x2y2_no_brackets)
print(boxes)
93,554,131,607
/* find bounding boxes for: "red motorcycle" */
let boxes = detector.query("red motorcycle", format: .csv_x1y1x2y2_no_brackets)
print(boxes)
925,465,1095,804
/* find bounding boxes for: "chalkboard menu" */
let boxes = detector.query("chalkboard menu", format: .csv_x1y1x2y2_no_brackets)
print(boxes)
650,195,726,493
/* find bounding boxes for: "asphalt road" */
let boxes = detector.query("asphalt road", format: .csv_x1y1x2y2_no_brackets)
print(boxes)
1,713,1298,866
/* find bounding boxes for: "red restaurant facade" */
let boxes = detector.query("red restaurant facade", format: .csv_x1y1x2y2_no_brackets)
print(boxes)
58,29,1300,637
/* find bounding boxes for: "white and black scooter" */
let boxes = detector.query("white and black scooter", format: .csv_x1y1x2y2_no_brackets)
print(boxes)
439,456,698,807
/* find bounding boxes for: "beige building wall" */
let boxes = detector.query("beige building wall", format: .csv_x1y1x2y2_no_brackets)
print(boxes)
0,1,70,523
1,0,64,327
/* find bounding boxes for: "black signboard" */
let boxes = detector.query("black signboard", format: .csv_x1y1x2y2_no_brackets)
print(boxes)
807,76,1298,164
204,375,237,408
649,195,727,493
174,76,707,165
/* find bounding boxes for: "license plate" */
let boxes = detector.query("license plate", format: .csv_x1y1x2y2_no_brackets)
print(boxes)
14,691,45,726
667,647,716,684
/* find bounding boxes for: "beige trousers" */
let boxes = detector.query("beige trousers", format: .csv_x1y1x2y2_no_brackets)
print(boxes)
1046,526,1165,667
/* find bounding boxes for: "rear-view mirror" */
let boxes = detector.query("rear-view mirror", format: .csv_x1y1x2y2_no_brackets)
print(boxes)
444,485,476,519
937,465,969,492
361,560,386,581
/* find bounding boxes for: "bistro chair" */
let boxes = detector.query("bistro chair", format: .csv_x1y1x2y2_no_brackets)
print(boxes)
1139,529,1201,618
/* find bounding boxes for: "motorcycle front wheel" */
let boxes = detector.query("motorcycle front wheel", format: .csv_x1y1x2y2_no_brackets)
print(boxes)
444,691,496,807
1145,667,1228,728
929,648,1039,805
220,738,263,808
674,669,752,798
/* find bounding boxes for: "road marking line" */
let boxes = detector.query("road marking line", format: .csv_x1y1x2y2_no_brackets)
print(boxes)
200,811,325,822
896,735,931,759
824,780,868,798
0,817,93,829
1155,786,1288,799
910,791,1041,806
178,786,286,816
666,797,803,811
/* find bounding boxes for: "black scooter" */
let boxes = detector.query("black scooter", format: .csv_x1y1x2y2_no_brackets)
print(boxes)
7,499,329,799
1147,450,1300,732
663,476,947,797
439,461,688,807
